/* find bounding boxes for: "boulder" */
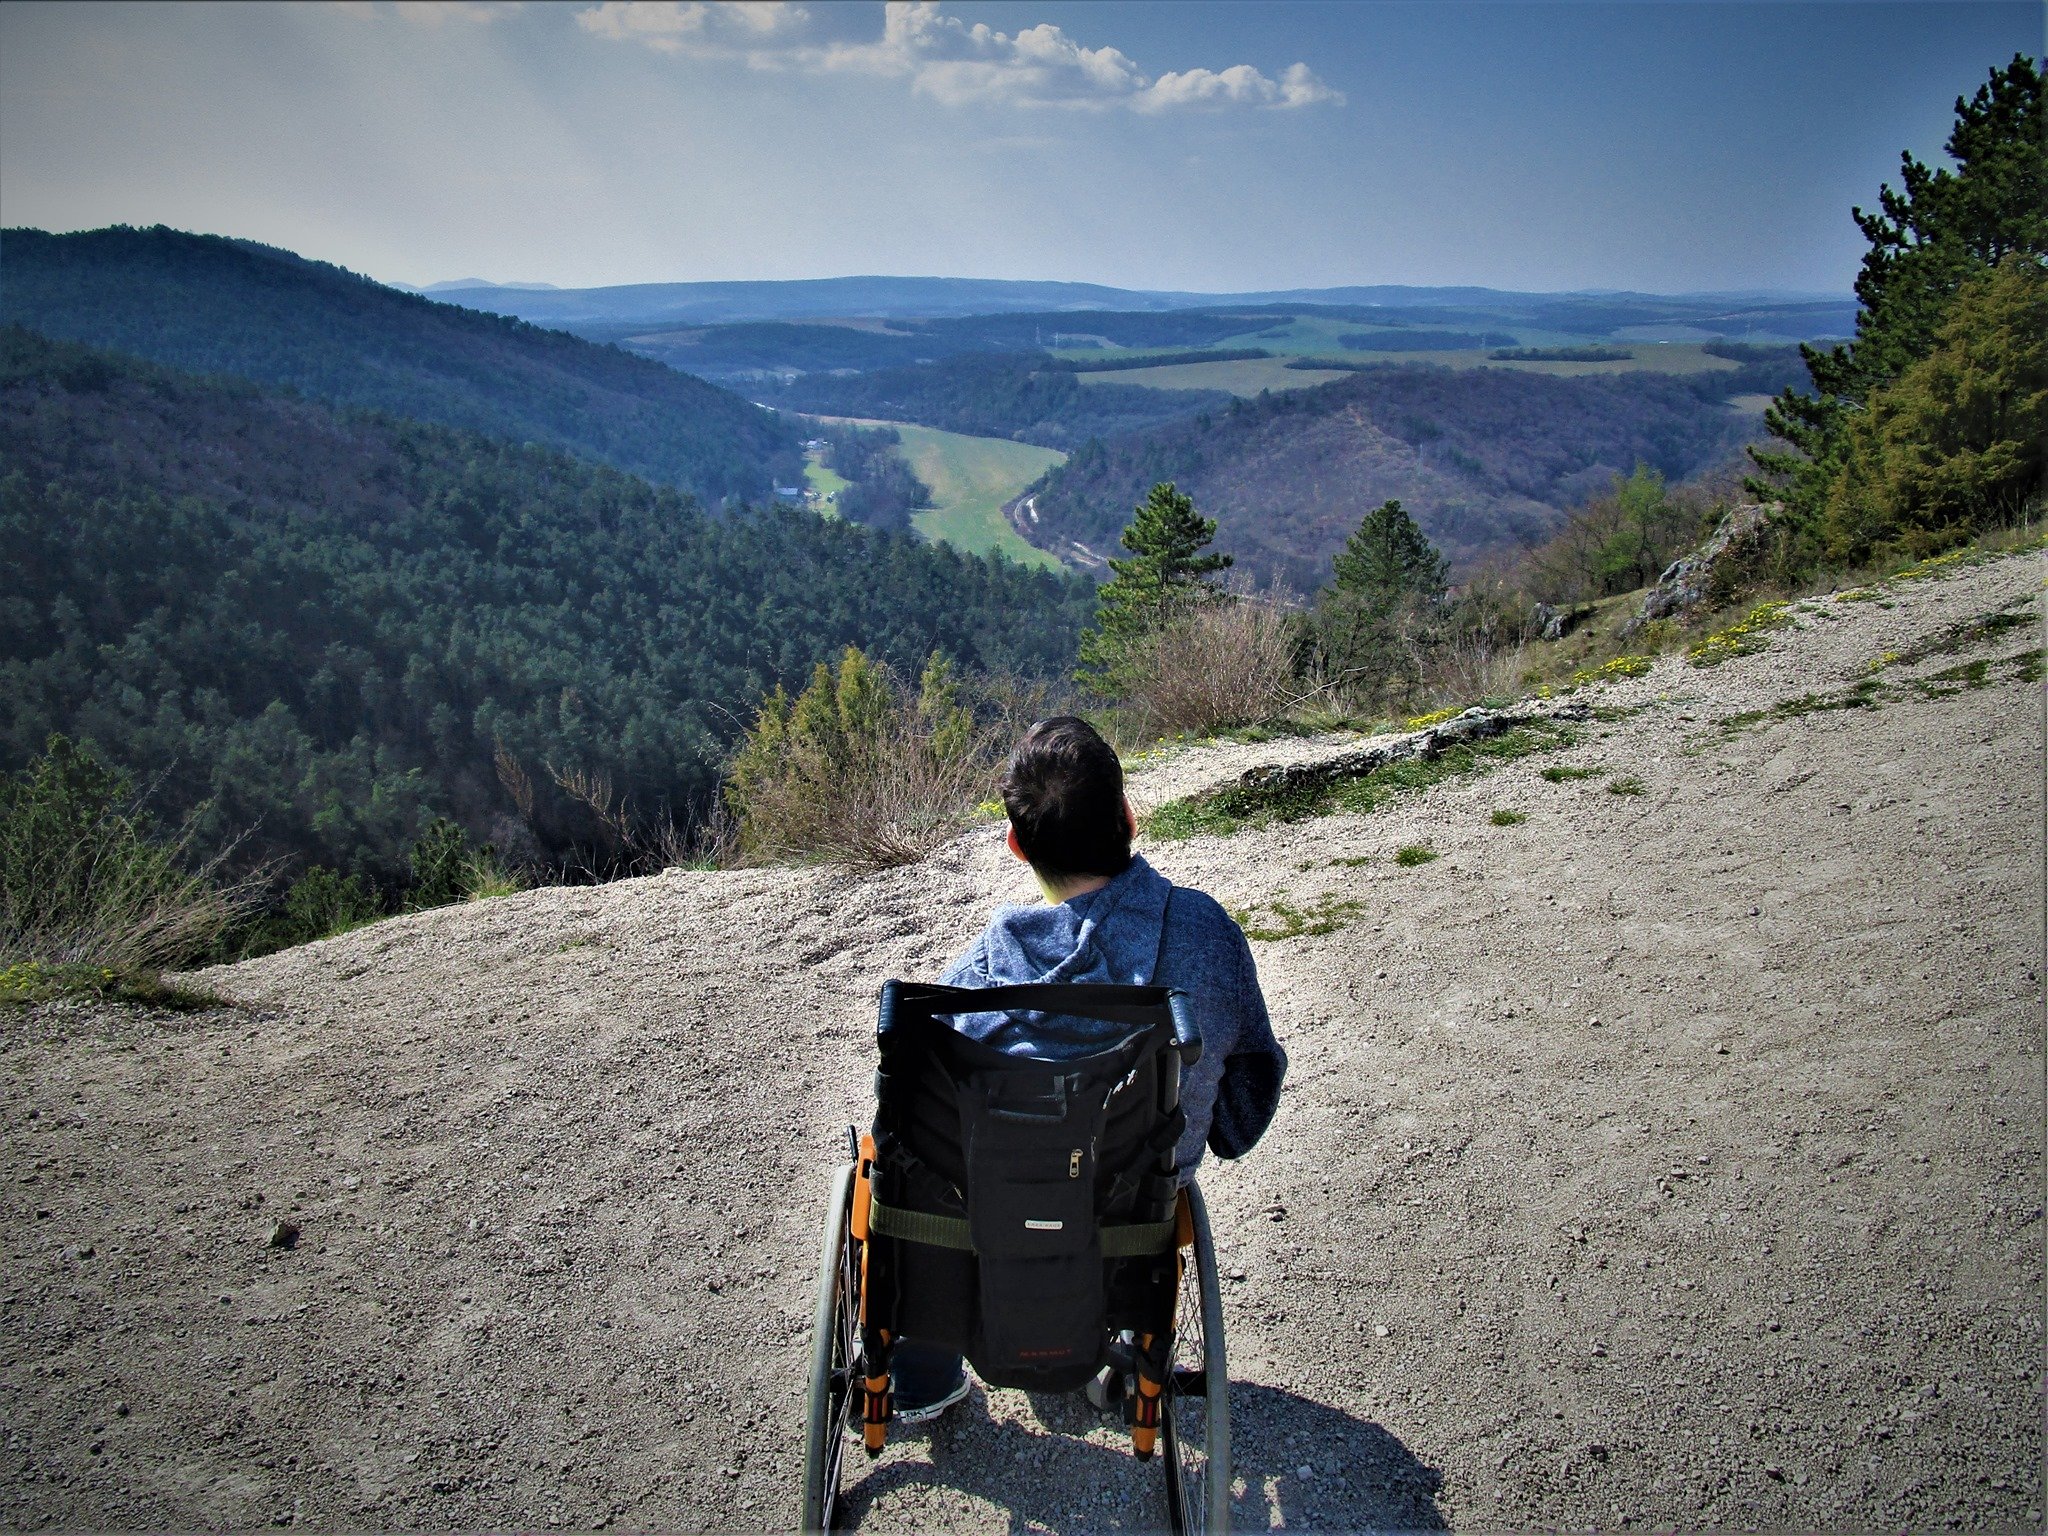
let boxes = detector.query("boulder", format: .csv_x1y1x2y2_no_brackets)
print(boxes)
1632,501,1775,628
1532,602,1596,643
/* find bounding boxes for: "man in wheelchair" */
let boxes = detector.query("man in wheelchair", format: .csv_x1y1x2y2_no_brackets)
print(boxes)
891,715,1288,1422
804,717,1286,1532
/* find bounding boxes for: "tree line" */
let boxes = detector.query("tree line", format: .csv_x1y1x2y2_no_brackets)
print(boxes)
815,423,933,532
1749,54,2044,567
757,352,1234,450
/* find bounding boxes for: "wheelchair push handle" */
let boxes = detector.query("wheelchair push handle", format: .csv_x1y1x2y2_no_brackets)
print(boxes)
878,979,1202,1065
1164,990,1199,1059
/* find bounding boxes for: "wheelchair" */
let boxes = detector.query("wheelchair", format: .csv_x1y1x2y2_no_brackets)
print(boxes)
802,981,1231,1534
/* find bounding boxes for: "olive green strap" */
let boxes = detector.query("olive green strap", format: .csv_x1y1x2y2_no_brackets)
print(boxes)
1100,1219,1177,1257
867,1195,1175,1257
868,1198,974,1250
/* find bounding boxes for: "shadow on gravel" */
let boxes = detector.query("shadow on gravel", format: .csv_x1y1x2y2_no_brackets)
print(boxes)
1227,1382,1446,1532
835,1381,1444,1533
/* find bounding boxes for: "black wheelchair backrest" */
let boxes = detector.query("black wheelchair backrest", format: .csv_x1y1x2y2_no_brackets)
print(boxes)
863,980,1202,1392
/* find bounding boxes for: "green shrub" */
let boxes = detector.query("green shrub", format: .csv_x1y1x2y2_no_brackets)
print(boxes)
283,865,383,940
0,735,257,979
725,648,1007,870
406,817,473,910
1394,845,1438,867
1821,257,2047,564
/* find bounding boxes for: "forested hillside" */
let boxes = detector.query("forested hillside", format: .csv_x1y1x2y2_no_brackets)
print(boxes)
0,226,804,503
759,352,1232,450
1027,365,1766,586
0,330,1093,881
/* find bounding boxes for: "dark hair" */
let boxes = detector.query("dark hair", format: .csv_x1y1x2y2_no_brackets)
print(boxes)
1001,716,1132,882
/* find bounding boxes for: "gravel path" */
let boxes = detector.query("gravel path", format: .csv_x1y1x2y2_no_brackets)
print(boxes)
3,550,2041,1531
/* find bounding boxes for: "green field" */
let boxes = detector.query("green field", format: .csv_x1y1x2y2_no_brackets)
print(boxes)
884,424,1065,569
1071,340,1744,396
802,448,849,516
1072,355,1350,395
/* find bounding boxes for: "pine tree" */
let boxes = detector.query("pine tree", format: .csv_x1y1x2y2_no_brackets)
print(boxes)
1076,482,1232,693
1314,500,1449,707
1749,55,2046,537
1822,255,2048,561
1329,499,1449,609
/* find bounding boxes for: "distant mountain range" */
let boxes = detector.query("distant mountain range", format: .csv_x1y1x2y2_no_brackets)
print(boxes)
0,226,803,503
0,224,1836,595
412,279,563,293
421,273,1858,337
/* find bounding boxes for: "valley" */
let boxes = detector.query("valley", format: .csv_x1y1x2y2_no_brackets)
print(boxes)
1,16,2040,1535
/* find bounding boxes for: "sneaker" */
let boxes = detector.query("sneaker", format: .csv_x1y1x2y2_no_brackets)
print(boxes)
1085,1362,1127,1413
893,1374,971,1426
1086,1332,1137,1412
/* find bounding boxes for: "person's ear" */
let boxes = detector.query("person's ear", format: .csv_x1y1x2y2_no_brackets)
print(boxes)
1005,824,1028,864
1123,796,1138,840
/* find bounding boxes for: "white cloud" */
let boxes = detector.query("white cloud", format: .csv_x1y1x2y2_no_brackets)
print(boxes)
573,2,809,55
573,1,1342,112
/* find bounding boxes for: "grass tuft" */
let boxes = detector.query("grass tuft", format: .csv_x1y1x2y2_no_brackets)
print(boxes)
1687,601,1794,668
1394,845,1438,867
1489,808,1528,826
1539,764,1602,783
1606,775,1647,796
1229,893,1367,942
460,852,524,902
0,960,224,1012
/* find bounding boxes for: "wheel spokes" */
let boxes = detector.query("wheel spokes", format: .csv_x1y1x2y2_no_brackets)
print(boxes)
1163,1252,1209,1533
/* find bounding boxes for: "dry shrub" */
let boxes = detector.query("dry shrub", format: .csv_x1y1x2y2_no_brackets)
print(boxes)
541,761,735,878
0,736,263,975
1424,631,1530,709
725,648,1016,872
1121,595,1300,738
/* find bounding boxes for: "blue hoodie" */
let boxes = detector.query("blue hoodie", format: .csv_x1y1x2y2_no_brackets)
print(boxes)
940,854,1287,1174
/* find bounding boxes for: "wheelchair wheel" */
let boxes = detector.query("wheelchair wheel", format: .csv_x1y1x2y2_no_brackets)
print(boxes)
801,1160,860,1535
1162,1179,1231,1535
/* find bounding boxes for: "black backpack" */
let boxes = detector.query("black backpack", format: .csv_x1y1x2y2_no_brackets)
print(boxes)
860,980,1201,1393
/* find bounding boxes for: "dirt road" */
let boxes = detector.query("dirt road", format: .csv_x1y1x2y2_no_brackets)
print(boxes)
3,550,2041,1531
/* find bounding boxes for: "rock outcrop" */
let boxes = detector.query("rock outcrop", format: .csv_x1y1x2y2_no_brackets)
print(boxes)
1630,499,1775,629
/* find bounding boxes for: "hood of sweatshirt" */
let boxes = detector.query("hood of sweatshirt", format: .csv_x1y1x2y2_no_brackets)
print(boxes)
944,854,1173,1053
967,853,1171,986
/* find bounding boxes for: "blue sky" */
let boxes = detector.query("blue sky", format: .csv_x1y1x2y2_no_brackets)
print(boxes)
0,2,2037,295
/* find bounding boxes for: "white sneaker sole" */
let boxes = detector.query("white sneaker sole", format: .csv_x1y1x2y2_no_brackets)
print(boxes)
892,1378,972,1426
